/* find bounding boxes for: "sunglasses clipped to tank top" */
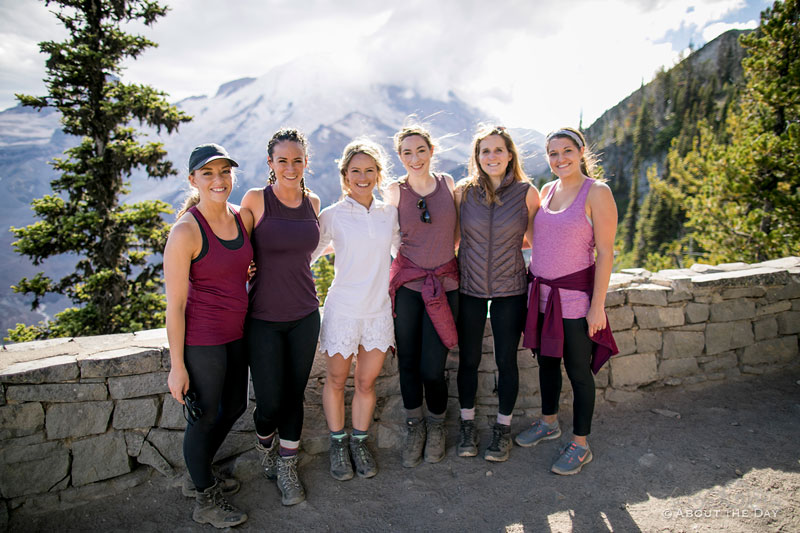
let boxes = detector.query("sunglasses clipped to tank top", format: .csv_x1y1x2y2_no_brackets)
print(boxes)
417,198,431,224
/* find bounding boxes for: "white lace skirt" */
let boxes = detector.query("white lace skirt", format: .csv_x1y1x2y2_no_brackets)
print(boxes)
319,307,395,359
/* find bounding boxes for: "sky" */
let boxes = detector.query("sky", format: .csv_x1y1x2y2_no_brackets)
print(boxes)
0,0,770,133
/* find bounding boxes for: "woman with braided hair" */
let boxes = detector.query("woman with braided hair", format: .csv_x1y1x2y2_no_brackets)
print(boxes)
241,128,321,505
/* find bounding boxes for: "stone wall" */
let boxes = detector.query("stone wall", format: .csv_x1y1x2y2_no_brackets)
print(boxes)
1,257,798,519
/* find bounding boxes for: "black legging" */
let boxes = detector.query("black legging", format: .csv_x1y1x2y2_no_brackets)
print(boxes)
183,339,249,490
393,286,458,415
538,316,595,436
457,293,527,416
246,309,320,441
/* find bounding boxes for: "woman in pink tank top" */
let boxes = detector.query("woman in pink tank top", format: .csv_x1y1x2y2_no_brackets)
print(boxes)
515,127,618,476
164,143,254,527
384,122,459,468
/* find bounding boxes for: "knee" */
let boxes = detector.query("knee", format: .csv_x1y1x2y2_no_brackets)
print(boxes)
354,374,376,395
325,373,348,393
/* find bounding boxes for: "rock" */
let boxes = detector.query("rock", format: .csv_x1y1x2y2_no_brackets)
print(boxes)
112,397,160,430
71,431,131,486
740,336,798,365
46,401,113,439
58,468,151,508
705,321,754,355
0,355,79,384
633,306,684,329
107,372,169,399
626,285,669,306
638,453,657,467
605,290,626,307
662,331,704,359
635,330,662,354
659,358,700,378
609,353,657,388
651,408,680,419
79,347,161,378
137,440,175,477
777,311,800,334
124,430,146,457
614,330,635,356
146,428,185,468
0,402,44,440
0,440,70,498
158,394,186,430
754,317,779,341
5,383,107,403
699,352,738,373
755,300,792,317
685,303,710,323
709,299,755,322
607,306,635,331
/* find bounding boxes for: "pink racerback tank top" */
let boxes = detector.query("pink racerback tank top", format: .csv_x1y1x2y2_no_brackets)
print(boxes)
530,178,596,319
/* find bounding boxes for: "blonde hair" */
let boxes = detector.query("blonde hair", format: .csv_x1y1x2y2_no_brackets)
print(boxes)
545,127,602,180
338,138,390,196
464,125,528,205
176,166,237,220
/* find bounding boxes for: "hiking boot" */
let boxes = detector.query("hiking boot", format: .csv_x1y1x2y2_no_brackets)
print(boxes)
256,438,279,480
551,441,593,475
192,480,248,529
484,423,512,462
514,419,561,448
329,435,354,481
402,417,427,468
350,437,378,478
424,418,446,463
276,454,306,505
457,419,478,457
182,473,241,498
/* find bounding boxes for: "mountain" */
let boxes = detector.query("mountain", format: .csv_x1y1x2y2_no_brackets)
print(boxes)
0,57,547,335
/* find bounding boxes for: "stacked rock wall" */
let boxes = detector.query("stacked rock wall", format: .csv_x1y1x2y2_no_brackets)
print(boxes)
1,257,798,518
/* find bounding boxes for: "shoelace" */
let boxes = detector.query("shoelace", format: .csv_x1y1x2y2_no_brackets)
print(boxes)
279,458,301,485
332,440,349,464
212,490,236,512
352,441,375,468
460,422,475,443
259,443,276,469
489,425,505,450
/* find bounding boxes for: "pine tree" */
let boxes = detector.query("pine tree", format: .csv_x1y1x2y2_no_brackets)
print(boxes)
668,0,800,263
7,0,191,342
312,255,335,305
621,97,654,253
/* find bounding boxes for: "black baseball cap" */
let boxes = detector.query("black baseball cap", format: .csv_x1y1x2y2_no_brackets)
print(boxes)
188,143,239,173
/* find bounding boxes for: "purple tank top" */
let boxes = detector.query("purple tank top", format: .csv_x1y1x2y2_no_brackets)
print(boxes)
530,178,596,319
185,205,253,346
248,185,320,321
397,174,458,292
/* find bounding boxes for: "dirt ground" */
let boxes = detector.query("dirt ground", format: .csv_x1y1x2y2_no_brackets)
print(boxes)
9,368,800,532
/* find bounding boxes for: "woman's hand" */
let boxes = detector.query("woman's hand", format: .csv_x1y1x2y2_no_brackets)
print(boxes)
168,365,190,404
248,260,257,281
586,303,607,338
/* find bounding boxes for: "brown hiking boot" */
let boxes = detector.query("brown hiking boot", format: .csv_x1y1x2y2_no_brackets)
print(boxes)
192,481,247,529
401,417,427,468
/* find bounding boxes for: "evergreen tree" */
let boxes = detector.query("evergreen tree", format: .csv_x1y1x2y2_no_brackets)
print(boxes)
8,0,191,342
312,255,335,305
621,97,653,253
668,0,800,263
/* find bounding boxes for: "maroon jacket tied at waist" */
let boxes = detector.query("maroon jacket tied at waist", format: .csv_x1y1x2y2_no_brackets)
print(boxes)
522,263,618,374
389,253,459,349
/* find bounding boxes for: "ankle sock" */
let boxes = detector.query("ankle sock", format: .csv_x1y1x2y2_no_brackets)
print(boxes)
352,429,368,441
496,413,512,426
406,406,424,419
428,411,445,423
279,438,300,457
257,432,275,447
460,408,475,421
330,429,346,440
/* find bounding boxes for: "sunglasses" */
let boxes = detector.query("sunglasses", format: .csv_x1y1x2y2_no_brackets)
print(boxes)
417,198,432,224
183,392,203,424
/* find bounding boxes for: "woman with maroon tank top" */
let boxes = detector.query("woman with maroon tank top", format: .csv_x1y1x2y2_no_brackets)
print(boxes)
515,127,618,476
454,126,539,463
165,143,254,528
240,128,321,506
385,124,459,468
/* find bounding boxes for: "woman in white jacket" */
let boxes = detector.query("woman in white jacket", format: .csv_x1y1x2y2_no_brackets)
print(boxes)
312,138,399,481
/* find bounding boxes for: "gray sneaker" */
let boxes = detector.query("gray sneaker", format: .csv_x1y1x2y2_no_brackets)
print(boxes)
551,442,593,475
276,454,306,505
350,437,378,478
192,480,248,529
256,438,279,480
457,419,478,457
402,417,427,468
514,419,561,448
182,473,240,498
329,435,354,481
424,418,446,463
484,423,512,462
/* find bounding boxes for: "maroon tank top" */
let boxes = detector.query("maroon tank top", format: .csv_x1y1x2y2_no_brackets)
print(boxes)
397,173,458,292
248,185,320,321
185,205,253,346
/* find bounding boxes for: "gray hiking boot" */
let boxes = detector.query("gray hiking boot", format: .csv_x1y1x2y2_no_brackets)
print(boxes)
551,441,593,475
256,438,278,480
192,480,248,529
484,423,512,462
424,417,446,463
276,454,306,505
329,435,354,481
350,436,378,478
182,473,240,498
402,417,427,468
457,419,478,457
514,419,561,448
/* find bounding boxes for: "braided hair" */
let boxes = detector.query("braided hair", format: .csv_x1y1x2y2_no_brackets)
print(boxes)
267,128,310,195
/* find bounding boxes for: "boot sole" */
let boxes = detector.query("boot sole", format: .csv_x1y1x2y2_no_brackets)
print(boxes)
514,429,562,448
356,467,378,478
192,512,248,528
402,456,423,468
484,451,510,462
457,448,478,457
331,470,354,481
281,494,306,506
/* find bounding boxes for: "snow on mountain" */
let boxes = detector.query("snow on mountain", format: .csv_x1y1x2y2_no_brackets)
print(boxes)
0,58,547,334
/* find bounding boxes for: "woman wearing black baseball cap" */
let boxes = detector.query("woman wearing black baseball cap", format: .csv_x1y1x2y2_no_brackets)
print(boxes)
165,143,254,528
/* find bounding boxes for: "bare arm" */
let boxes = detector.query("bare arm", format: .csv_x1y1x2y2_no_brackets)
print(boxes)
241,188,265,228
308,191,321,217
311,206,334,264
164,217,201,404
586,181,618,336
383,181,400,208
522,183,540,249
